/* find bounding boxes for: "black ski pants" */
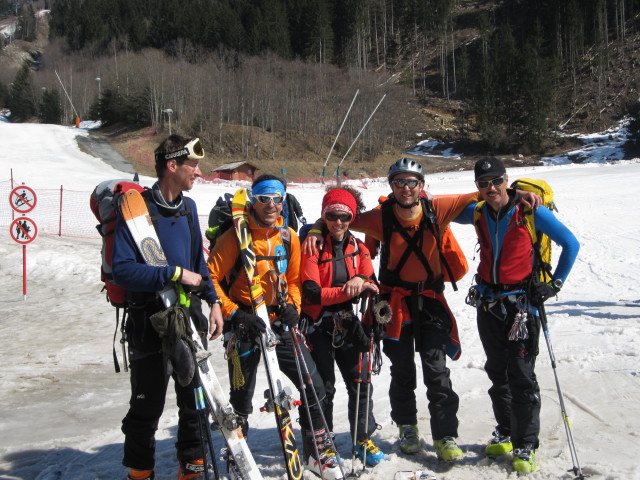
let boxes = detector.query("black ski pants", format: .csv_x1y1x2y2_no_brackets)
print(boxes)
476,302,541,449
227,326,326,433
122,351,202,470
308,326,377,442
382,297,459,440
121,303,203,470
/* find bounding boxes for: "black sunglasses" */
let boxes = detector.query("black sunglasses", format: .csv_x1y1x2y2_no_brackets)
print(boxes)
476,175,506,189
325,212,352,222
391,178,420,189
255,195,284,205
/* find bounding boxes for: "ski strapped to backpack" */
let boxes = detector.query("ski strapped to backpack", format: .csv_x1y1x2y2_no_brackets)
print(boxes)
92,179,200,373
379,193,468,292
90,178,145,373
472,178,557,282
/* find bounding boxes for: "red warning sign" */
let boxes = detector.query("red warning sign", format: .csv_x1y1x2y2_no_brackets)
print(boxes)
9,185,37,214
10,217,38,244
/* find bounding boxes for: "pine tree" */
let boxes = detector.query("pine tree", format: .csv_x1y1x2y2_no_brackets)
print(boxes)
40,89,62,124
8,62,36,122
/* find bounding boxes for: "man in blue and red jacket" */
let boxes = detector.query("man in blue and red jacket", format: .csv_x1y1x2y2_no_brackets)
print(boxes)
456,157,580,475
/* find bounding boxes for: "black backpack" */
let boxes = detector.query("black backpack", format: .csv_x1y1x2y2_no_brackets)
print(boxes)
206,193,291,294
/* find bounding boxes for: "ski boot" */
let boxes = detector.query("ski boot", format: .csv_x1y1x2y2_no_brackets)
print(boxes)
355,438,385,466
398,424,421,454
127,470,154,480
177,458,209,480
433,436,463,461
512,444,536,475
302,428,344,479
485,428,513,457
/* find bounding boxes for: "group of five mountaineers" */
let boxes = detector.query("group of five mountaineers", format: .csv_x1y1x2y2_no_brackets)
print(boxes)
112,134,579,480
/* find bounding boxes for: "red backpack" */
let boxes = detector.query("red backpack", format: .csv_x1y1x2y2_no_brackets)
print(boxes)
90,179,145,372
90,179,145,307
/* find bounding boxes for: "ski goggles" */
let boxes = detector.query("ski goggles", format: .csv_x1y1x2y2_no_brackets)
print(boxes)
325,211,352,222
476,175,506,189
164,138,205,161
254,194,285,205
391,178,421,189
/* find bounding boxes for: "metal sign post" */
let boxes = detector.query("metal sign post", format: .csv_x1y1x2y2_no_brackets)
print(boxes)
9,184,38,300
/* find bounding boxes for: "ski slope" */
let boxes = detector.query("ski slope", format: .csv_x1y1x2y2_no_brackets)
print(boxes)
1,120,639,480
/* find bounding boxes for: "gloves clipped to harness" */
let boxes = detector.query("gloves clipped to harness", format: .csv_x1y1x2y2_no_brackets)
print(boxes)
149,304,195,387
279,303,300,329
342,315,371,353
529,280,561,305
232,309,267,337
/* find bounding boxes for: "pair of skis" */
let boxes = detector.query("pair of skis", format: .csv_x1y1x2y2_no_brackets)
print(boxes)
230,188,304,480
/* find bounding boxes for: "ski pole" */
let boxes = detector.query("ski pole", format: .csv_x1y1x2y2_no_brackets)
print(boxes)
194,382,221,480
537,304,586,480
356,293,372,473
287,327,326,480
361,335,374,474
289,328,347,479
347,351,364,479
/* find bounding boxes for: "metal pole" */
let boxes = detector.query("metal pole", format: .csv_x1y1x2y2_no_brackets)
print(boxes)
58,185,63,236
321,90,359,184
335,94,386,180
538,304,586,479
163,109,173,135
54,70,79,119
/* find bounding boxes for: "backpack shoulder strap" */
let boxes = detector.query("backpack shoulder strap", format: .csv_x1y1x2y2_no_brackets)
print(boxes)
420,197,459,291
473,200,485,226
520,205,538,246
317,231,359,267
519,205,553,281
380,197,434,280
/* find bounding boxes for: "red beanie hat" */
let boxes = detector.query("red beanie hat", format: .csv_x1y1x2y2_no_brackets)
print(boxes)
322,188,357,218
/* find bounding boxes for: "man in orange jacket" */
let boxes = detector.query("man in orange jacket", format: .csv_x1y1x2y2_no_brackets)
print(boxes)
208,174,343,479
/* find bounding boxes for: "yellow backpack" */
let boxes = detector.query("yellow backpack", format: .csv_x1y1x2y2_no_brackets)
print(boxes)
510,178,557,282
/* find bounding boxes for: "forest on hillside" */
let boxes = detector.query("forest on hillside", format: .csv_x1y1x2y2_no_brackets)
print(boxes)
2,0,640,166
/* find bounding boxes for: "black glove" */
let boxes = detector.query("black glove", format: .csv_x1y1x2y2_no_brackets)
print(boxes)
232,310,267,336
347,318,371,353
529,282,559,305
371,322,385,342
279,303,300,328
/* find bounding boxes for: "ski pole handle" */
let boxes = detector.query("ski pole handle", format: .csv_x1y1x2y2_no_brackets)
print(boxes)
365,336,374,383
355,352,364,383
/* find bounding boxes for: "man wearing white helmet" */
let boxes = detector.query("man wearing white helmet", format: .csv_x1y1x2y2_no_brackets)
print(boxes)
303,157,540,465
303,157,475,462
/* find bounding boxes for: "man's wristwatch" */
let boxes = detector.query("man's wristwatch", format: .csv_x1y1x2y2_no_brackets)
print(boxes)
211,298,223,307
551,278,563,292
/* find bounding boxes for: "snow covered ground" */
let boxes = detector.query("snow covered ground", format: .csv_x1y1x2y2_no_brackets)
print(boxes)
1,120,639,480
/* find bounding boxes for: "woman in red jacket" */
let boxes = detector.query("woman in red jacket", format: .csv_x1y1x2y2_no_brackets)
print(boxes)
301,188,385,467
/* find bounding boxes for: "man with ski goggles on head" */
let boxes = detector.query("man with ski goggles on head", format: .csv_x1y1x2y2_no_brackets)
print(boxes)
207,174,343,479
112,135,223,480
455,157,580,475
303,157,542,468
